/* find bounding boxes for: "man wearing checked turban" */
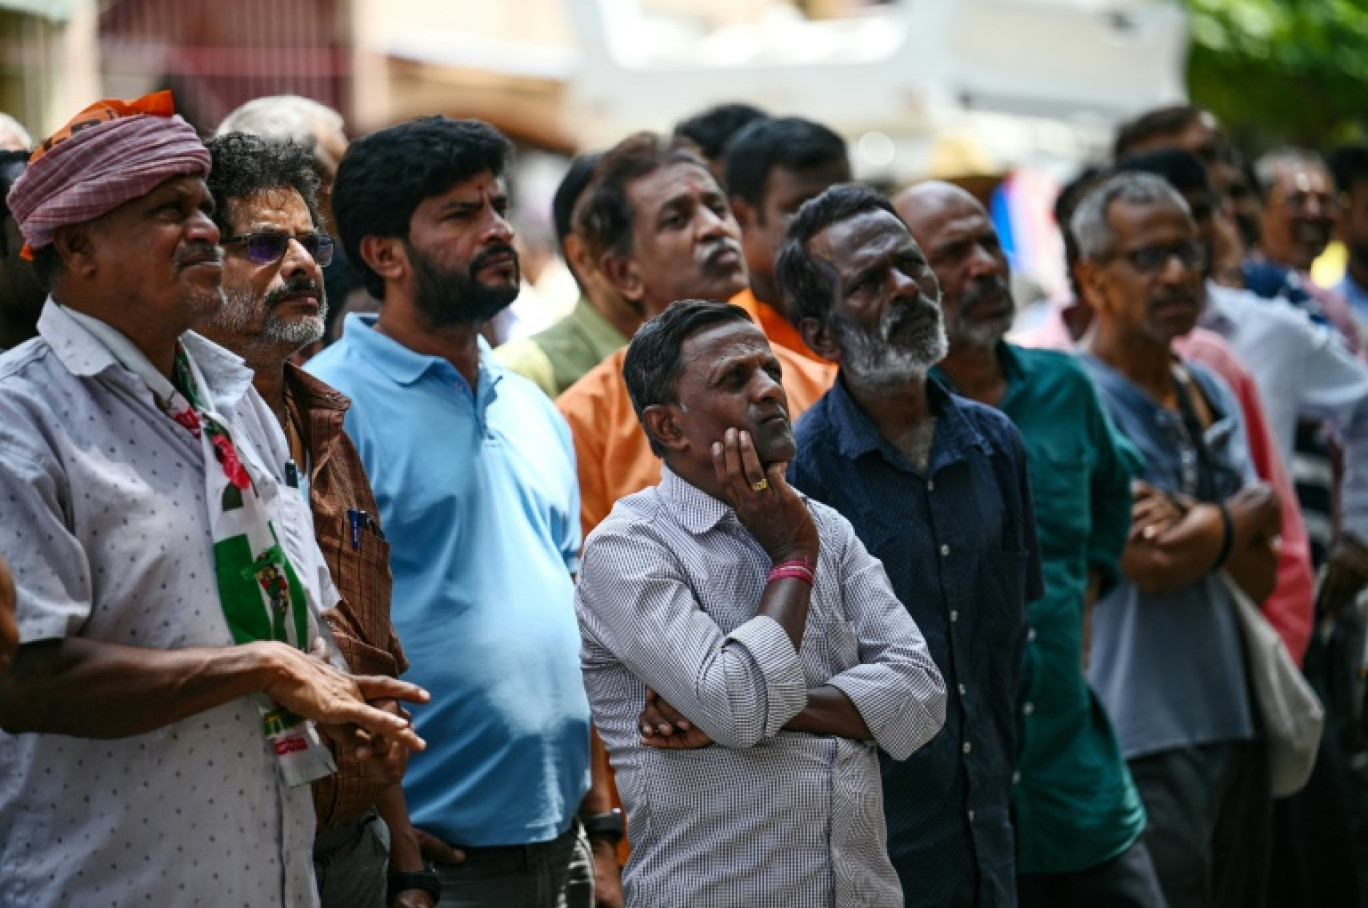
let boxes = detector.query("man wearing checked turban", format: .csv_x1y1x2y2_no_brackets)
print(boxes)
0,92,429,907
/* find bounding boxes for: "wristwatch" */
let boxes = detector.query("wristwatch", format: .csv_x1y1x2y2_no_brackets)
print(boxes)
387,867,441,904
583,808,625,846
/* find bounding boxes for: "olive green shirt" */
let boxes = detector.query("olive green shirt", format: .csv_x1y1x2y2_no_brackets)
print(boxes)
494,297,629,398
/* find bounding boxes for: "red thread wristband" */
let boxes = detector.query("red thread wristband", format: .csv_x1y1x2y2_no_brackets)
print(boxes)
767,559,816,586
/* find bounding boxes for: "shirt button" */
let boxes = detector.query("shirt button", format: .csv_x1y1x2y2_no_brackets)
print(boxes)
927,479,935,492
1013,771,1022,785
962,741,972,755
957,683,967,696
940,544,950,557
949,610,959,623
1022,702,1035,716
968,810,976,822
1027,628,1037,643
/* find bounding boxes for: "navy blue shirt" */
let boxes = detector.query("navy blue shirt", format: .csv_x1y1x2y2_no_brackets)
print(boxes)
789,376,1043,908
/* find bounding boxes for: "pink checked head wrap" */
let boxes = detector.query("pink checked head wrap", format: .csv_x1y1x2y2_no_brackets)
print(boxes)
8,91,210,257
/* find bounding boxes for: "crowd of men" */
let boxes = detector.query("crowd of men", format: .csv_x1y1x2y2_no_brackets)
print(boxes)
0,86,1365,908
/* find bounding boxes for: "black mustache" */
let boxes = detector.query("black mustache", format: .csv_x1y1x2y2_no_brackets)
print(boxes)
265,277,323,307
470,244,519,272
961,276,1010,309
175,244,223,268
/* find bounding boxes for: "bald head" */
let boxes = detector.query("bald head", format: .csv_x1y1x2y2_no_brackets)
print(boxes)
892,181,1012,351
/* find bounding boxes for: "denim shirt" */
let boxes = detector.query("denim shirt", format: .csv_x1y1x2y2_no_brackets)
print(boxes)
790,376,1042,908
1079,354,1256,760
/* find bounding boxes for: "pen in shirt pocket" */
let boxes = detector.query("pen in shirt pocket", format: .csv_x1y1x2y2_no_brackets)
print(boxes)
347,509,360,550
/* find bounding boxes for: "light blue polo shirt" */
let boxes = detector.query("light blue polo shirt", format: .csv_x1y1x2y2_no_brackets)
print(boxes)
307,313,590,847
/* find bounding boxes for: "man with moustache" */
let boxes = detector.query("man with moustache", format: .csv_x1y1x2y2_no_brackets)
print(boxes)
895,182,1164,906
1072,173,1281,908
556,133,834,538
307,117,614,907
0,92,427,908
575,298,945,905
200,133,435,908
778,185,1042,907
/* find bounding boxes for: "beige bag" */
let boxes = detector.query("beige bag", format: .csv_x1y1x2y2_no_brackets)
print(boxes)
1221,573,1323,798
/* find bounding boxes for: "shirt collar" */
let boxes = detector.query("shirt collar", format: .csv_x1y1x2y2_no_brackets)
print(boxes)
40,299,254,412
343,311,503,397
827,371,992,467
659,463,734,535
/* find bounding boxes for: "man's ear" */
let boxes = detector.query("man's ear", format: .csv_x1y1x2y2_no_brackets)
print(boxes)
52,224,96,279
359,235,406,287
1075,260,1108,314
600,253,645,305
642,403,688,454
800,315,842,363
731,197,757,234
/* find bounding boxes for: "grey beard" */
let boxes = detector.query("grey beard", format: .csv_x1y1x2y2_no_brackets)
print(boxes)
213,287,326,350
834,307,948,393
950,314,1011,351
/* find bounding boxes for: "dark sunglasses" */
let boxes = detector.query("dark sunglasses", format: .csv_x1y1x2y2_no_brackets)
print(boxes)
221,231,334,267
1108,241,1206,275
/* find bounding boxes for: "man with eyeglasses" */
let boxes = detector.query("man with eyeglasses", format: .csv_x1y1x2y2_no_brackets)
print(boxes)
1072,171,1282,908
201,132,436,908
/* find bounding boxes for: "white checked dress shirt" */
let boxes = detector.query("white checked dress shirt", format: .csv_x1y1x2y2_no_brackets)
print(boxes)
0,303,329,907
576,465,946,907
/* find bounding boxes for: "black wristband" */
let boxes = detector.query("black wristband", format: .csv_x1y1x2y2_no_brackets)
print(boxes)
387,868,441,904
583,808,625,845
1212,503,1235,570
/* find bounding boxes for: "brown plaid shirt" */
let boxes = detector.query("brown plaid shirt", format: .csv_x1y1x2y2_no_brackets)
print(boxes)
286,364,408,829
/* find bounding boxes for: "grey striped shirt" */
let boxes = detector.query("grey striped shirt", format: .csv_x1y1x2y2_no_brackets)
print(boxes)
577,465,946,907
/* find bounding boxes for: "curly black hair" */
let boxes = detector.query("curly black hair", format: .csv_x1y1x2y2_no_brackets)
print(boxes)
204,132,323,237
331,117,512,299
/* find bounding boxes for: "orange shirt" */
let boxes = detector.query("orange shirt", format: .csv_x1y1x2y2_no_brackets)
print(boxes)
729,288,832,365
557,326,837,540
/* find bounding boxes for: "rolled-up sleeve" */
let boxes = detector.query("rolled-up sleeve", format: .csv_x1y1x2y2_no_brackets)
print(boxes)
820,512,946,761
576,527,808,749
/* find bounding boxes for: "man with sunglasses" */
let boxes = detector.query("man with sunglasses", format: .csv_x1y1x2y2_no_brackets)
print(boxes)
201,133,436,908
0,150,45,351
1072,171,1282,908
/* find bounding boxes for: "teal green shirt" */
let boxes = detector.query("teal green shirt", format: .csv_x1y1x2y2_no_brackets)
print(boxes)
936,343,1146,874
494,297,629,398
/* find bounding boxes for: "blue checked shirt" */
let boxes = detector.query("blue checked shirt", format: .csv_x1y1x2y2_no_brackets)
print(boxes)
789,377,1043,908
576,465,946,908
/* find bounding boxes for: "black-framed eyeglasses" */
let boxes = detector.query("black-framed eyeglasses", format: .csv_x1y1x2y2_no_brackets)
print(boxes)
221,231,334,267
1107,241,1206,275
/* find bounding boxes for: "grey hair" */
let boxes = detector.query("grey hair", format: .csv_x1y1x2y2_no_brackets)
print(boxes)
1070,171,1191,261
215,95,344,146
0,111,31,150
1252,147,1328,199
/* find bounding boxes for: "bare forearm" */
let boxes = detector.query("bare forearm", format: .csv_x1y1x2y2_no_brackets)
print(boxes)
1225,537,1279,605
756,570,818,653
781,686,871,740
580,727,617,815
0,638,275,737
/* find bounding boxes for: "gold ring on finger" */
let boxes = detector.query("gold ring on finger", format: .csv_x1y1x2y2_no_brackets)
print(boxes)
752,478,770,492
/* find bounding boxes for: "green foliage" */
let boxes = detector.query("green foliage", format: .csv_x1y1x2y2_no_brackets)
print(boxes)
1186,0,1368,153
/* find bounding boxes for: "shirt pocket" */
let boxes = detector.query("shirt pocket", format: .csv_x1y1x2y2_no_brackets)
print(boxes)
1026,450,1090,564
315,514,395,661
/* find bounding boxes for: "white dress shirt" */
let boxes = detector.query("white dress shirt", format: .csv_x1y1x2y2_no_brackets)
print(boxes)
1201,281,1368,541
